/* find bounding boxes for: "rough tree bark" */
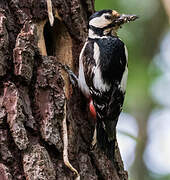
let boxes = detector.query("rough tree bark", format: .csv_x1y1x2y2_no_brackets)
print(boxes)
0,1,128,179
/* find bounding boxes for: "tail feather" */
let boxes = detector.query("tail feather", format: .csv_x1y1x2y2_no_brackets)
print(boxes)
96,121,116,163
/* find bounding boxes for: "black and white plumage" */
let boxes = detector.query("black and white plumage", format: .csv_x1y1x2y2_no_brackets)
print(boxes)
78,9,138,162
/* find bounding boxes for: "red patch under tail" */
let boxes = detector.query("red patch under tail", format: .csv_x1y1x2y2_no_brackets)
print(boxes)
89,99,96,120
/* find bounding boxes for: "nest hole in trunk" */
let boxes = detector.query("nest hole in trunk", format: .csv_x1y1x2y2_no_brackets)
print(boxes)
43,18,73,67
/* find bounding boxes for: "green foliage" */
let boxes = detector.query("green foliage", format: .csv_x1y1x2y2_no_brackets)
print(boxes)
124,57,151,112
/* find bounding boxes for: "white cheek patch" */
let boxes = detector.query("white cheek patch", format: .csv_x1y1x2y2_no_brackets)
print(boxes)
89,14,110,28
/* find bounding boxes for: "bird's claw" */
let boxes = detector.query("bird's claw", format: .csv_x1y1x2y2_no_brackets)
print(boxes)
62,65,78,87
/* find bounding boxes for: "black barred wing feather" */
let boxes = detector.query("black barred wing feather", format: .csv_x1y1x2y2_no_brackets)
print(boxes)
90,83,125,162
82,38,126,133
90,83,125,140
81,37,127,162
82,41,96,88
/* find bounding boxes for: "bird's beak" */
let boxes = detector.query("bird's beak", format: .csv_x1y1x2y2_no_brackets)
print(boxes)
114,14,139,25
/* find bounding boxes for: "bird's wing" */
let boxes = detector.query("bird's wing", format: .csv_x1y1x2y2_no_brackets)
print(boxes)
82,37,128,91
83,37,127,137
81,40,96,89
97,37,127,84
81,38,127,161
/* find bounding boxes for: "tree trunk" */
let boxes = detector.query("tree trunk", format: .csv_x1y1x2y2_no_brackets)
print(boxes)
0,1,128,179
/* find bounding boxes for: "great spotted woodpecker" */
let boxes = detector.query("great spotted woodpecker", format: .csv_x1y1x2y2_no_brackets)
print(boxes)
65,10,138,162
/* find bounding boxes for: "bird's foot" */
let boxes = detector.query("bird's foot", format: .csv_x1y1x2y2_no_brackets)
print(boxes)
62,65,78,87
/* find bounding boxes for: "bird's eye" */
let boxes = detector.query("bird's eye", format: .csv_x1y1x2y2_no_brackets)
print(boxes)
105,15,112,20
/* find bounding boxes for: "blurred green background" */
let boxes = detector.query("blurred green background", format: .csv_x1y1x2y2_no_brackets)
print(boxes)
95,0,170,180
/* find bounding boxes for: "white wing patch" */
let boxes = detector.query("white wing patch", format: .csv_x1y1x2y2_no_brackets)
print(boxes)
78,42,90,98
93,43,110,91
120,65,128,92
93,42,100,64
124,45,128,62
120,45,128,92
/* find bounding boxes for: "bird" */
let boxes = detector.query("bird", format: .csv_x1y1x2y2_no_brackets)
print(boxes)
64,9,138,162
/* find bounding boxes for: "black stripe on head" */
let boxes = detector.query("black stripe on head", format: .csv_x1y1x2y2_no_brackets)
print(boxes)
89,10,112,21
89,25,104,36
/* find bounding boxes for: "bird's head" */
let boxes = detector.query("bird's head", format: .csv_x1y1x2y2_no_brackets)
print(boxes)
88,9,138,37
